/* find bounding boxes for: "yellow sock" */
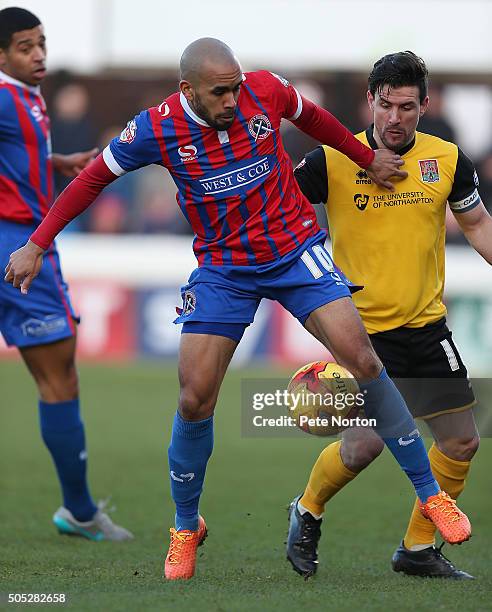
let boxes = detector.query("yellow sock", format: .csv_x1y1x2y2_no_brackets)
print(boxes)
300,440,357,516
403,442,471,549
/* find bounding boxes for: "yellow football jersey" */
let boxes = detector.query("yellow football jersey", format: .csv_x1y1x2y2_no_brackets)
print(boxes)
295,128,480,334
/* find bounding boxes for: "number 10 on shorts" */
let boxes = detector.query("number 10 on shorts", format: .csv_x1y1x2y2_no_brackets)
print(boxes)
301,245,341,281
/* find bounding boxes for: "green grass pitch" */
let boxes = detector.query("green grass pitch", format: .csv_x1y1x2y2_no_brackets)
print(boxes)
1,361,491,611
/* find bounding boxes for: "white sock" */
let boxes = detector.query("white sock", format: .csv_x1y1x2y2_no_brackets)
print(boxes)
297,501,323,520
407,543,434,552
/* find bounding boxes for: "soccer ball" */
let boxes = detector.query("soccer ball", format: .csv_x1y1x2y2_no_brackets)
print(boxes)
287,361,361,436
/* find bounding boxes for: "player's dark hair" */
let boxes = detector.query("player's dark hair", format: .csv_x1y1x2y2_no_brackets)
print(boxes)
0,7,41,50
368,51,428,103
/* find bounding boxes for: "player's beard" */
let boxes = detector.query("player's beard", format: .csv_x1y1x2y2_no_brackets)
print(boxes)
192,94,235,131
379,125,412,152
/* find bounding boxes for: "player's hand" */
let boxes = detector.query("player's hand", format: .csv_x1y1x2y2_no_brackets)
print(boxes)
365,149,408,191
4,240,45,294
53,148,99,177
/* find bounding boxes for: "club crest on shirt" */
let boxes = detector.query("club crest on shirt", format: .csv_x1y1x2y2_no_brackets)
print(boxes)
119,119,137,144
248,114,273,141
418,159,440,183
354,193,369,211
182,290,196,316
30,104,43,123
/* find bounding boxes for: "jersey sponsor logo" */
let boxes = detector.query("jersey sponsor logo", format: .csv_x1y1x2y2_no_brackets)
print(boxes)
21,315,67,338
197,155,273,196
418,159,440,183
178,144,198,162
355,169,372,185
354,193,369,211
473,170,479,187
295,158,306,171
248,114,273,141
119,119,137,144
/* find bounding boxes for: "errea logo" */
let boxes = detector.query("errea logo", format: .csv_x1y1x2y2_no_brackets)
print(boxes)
178,145,198,162
355,169,372,185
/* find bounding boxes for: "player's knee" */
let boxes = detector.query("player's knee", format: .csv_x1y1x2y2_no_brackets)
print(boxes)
437,434,480,462
35,362,79,403
178,386,215,421
348,347,382,380
341,434,384,472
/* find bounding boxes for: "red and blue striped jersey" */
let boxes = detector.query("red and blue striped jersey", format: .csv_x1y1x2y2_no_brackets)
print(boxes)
105,70,320,266
0,71,53,225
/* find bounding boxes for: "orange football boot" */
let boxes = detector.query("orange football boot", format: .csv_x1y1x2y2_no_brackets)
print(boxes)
164,516,208,580
420,491,471,544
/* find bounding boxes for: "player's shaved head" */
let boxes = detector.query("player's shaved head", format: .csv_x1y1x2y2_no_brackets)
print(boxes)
180,38,239,84
179,38,243,131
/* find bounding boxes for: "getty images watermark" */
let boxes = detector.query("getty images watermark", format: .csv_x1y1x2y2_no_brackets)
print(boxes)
241,378,374,437
241,377,492,439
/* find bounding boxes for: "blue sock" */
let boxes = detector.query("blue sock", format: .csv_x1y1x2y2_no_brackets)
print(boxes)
39,399,97,522
360,369,440,503
168,411,214,531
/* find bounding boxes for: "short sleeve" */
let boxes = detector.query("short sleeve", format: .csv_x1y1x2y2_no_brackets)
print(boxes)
261,71,303,121
294,146,328,203
103,110,162,175
448,147,481,213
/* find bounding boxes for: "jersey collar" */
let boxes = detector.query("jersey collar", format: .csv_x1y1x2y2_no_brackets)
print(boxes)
365,124,416,156
0,70,41,95
180,92,210,127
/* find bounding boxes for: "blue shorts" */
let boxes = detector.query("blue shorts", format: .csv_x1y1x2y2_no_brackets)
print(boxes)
175,231,360,341
0,220,78,348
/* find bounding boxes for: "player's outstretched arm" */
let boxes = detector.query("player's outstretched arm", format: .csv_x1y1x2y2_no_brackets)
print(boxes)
4,240,44,294
4,153,118,293
292,97,407,190
454,201,492,264
29,153,117,251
